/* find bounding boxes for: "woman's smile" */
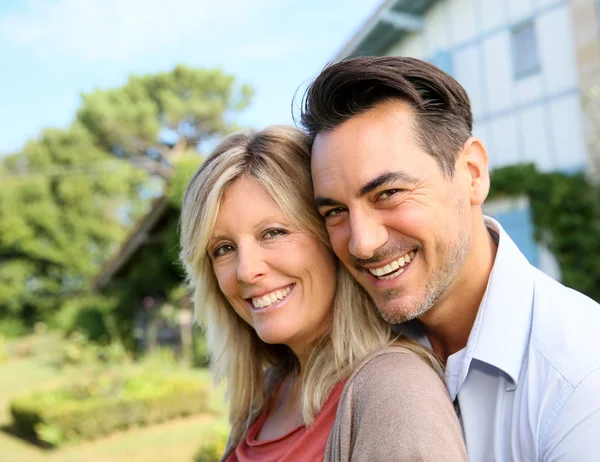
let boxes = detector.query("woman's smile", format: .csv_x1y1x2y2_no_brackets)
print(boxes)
247,283,295,311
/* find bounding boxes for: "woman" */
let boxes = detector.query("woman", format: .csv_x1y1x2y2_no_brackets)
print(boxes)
180,125,466,461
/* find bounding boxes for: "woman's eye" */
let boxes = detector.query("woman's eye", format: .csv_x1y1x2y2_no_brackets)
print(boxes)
264,229,286,239
213,244,234,257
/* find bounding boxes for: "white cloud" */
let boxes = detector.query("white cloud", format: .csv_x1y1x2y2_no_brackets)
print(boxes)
0,0,282,61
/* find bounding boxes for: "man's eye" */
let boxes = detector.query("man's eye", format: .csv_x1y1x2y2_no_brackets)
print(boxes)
324,207,346,219
213,244,234,257
378,189,401,200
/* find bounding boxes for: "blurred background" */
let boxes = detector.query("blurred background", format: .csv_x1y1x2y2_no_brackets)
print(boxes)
1,0,600,461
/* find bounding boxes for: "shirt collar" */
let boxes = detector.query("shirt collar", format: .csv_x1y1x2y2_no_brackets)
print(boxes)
400,216,535,391
464,216,535,390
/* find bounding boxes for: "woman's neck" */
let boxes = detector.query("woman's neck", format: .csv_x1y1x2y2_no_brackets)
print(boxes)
256,372,304,441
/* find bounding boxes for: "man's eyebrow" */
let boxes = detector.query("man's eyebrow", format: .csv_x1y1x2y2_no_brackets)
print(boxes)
314,171,418,209
358,171,419,198
314,196,343,210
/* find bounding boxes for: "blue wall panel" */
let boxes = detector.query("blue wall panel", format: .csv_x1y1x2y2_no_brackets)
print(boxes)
430,50,453,76
493,207,539,267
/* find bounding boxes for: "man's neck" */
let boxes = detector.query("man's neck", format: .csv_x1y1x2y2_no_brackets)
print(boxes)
419,217,498,362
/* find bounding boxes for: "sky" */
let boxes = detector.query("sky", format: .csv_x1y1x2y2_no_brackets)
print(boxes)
0,0,383,155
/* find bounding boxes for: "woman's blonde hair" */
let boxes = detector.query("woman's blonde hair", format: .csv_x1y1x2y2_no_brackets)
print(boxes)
180,125,439,444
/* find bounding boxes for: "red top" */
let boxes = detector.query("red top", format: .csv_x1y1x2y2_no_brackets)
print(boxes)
225,380,346,462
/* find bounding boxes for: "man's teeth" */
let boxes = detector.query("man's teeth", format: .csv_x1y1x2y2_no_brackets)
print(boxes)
369,251,416,277
251,286,292,309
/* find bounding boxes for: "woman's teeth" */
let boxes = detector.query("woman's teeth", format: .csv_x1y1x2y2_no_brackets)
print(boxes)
369,251,416,277
251,286,292,309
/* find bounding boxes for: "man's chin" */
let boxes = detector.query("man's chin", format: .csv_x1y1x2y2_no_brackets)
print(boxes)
377,300,430,325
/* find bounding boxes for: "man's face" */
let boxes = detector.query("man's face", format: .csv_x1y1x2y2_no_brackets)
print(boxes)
311,100,473,324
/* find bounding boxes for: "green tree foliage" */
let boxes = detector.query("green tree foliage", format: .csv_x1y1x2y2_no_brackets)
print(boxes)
167,154,206,208
77,65,253,172
0,125,149,325
1,64,253,335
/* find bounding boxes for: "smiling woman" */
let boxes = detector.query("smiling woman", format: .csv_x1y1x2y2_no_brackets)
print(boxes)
209,175,336,356
179,125,467,461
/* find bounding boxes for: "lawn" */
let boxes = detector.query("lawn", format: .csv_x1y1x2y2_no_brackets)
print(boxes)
0,335,227,462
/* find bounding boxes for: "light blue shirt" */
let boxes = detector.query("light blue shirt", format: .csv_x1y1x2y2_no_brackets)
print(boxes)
402,217,600,461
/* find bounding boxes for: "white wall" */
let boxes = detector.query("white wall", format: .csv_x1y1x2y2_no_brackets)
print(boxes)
515,74,544,105
452,45,484,117
481,30,515,114
519,104,554,170
423,1,450,56
538,0,564,8
549,93,588,170
447,0,477,47
538,7,579,94
479,0,508,34
508,0,536,24
489,114,521,168
384,0,586,172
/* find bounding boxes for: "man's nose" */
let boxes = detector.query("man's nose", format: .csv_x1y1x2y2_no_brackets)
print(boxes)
348,210,388,260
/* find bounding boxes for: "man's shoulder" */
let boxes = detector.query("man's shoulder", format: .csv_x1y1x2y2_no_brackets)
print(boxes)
529,268,600,386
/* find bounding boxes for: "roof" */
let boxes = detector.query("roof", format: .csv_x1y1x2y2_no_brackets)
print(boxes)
91,195,171,289
334,0,436,61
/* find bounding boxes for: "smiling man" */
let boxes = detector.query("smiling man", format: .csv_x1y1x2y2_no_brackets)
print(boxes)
300,56,600,461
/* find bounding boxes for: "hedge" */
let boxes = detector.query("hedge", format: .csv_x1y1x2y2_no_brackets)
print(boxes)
489,164,600,303
10,372,212,447
194,423,229,462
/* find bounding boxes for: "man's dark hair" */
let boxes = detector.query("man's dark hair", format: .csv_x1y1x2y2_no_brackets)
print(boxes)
300,56,473,176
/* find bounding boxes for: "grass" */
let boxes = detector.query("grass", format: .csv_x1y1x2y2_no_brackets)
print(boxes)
0,335,227,462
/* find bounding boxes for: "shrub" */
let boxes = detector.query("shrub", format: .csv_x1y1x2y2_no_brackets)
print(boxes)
192,327,210,368
10,370,213,447
194,423,229,462
49,295,117,342
0,334,7,363
52,332,132,369
0,317,27,339
489,164,600,303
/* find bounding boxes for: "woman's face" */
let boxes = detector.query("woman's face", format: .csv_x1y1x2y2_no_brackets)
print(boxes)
209,175,337,355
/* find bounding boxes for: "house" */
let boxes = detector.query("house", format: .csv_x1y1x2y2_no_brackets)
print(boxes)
91,195,191,351
91,154,204,352
333,0,600,278
92,196,172,290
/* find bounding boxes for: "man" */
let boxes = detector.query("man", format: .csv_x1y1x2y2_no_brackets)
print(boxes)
301,56,600,461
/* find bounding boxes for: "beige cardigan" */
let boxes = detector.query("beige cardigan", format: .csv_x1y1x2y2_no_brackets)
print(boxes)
222,346,467,461
324,346,467,461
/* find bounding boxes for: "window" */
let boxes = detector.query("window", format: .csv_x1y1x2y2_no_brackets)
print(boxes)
511,21,541,79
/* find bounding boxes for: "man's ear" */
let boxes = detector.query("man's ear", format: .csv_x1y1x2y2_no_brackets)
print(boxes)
461,137,490,207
